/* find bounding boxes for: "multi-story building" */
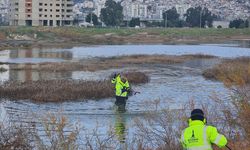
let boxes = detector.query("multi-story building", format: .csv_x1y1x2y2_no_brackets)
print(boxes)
73,0,95,24
9,0,74,26
0,0,8,24
122,0,148,20
94,0,106,17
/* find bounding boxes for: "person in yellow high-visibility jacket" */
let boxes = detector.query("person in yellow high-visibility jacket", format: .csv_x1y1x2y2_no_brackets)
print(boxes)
181,109,227,150
111,73,130,112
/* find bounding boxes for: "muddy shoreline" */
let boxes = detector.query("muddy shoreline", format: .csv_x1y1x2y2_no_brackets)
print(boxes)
1,27,250,50
1,35,250,51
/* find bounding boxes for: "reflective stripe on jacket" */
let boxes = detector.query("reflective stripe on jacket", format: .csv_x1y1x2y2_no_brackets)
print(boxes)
181,120,227,150
111,75,130,97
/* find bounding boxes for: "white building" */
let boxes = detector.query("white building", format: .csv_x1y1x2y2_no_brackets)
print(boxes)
9,0,74,26
94,0,106,17
122,0,147,20
213,21,229,28
0,0,8,24
175,4,191,19
73,1,95,23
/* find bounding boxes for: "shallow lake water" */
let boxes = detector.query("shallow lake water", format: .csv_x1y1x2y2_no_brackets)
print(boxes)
0,42,250,146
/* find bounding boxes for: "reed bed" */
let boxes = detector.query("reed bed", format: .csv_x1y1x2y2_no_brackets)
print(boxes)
202,57,250,86
0,80,113,102
123,71,150,84
9,54,217,72
0,71,149,102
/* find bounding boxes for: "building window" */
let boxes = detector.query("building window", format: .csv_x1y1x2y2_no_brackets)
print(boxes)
56,15,60,17
39,14,42,17
44,15,47,17
56,4,60,6
50,3,53,6
50,15,52,17
45,3,47,6
39,8,42,12
50,9,53,12
39,3,42,6
56,9,60,12
45,9,47,11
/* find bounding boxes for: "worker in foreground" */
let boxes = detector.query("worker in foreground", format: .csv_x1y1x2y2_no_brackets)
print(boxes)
181,109,228,150
111,73,130,113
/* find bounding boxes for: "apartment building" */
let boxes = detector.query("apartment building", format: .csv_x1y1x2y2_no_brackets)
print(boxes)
0,0,8,24
9,0,74,26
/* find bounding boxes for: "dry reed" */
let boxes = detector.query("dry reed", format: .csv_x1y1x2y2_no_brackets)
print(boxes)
202,57,250,86
0,80,113,102
9,54,217,72
0,71,149,102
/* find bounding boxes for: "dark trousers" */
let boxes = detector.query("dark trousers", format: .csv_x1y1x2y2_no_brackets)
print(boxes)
115,96,127,113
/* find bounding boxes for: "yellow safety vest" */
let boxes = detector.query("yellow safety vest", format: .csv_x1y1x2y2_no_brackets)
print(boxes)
181,120,227,150
111,75,130,97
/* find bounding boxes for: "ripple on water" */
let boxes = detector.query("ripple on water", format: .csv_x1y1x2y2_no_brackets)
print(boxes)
0,43,246,142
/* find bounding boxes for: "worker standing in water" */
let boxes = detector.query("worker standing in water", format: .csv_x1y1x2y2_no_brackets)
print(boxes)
111,73,130,113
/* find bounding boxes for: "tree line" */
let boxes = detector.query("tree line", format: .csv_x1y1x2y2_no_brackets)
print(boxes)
85,0,249,28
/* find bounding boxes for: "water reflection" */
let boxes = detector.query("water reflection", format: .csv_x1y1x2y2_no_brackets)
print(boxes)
9,68,72,82
0,48,73,64
115,110,127,145
0,49,74,82
9,49,73,60
231,40,250,48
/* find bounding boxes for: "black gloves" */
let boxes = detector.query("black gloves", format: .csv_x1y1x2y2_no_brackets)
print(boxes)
121,88,127,93
121,87,130,93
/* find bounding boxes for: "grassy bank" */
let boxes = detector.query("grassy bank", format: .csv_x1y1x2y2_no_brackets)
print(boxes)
202,57,250,86
203,57,250,148
1,26,250,38
9,54,217,72
0,26,250,50
0,71,149,102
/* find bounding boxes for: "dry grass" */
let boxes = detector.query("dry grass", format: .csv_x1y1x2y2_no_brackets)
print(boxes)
0,96,250,149
10,54,217,72
3,55,250,149
0,80,113,102
203,57,250,87
36,115,79,150
133,108,183,150
121,71,150,84
0,71,149,102
0,32,6,40
203,56,250,149
0,124,34,150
